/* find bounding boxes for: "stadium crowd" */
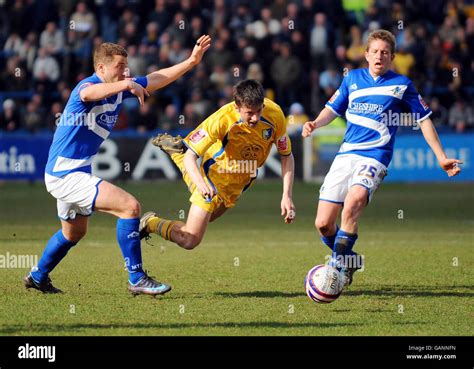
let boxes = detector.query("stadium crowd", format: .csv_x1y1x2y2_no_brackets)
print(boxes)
0,0,473,134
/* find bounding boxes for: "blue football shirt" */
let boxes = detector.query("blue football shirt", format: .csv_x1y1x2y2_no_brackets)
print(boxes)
45,74,147,178
326,68,432,167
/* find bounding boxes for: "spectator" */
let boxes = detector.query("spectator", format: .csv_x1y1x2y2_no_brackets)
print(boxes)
246,7,281,41
0,99,21,131
429,97,449,128
246,63,264,83
212,0,228,31
168,39,188,65
68,1,97,71
46,102,63,131
393,45,415,77
206,38,234,70
160,104,179,131
448,99,474,133
18,32,38,72
286,102,309,135
127,45,147,76
319,64,343,99
209,64,231,90
23,101,44,133
346,25,365,66
0,56,28,91
3,33,23,56
270,43,301,110
142,22,160,47
40,22,64,56
229,4,253,39
190,88,212,121
136,102,158,132
183,103,200,129
165,12,189,45
33,48,60,83
148,0,171,33
310,13,329,69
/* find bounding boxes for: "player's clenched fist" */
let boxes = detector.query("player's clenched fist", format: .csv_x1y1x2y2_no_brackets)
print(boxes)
302,120,317,138
439,158,463,177
197,179,216,201
127,78,150,106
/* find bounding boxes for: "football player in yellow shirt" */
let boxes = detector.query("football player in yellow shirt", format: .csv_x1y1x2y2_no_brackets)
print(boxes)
139,79,295,250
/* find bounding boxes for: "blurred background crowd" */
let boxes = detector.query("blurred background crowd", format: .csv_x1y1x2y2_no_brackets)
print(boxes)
0,0,473,135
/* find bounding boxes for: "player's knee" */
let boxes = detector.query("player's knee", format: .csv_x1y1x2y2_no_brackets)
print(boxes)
315,217,332,235
122,198,141,218
62,227,87,243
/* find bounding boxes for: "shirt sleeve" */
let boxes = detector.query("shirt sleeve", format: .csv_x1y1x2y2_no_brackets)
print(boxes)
184,111,225,157
402,81,432,123
122,76,148,100
274,107,292,156
325,75,350,116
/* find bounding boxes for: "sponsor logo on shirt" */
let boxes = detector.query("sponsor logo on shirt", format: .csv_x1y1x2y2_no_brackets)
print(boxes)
277,135,289,151
391,86,403,97
418,95,429,110
262,128,272,140
328,89,340,103
189,129,207,143
349,102,384,115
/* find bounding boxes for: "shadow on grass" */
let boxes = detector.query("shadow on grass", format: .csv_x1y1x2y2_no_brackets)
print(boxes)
214,285,473,299
0,321,361,335
214,291,304,298
344,285,474,298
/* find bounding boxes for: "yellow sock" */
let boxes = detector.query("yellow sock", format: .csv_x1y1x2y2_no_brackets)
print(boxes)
171,152,196,193
147,216,176,241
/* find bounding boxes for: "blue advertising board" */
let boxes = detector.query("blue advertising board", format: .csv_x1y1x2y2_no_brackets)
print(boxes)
386,134,473,182
0,133,472,182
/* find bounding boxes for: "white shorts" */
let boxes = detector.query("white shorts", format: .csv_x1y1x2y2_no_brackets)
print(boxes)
45,172,103,220
319,154,387,205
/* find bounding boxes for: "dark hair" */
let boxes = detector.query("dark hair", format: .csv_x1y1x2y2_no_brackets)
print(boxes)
233,79,265,107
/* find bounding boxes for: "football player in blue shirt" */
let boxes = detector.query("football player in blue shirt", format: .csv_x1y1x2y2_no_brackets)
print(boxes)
24,36,211,295
302,30,462,286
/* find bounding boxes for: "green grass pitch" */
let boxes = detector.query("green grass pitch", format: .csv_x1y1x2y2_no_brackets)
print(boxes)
0,181,472,336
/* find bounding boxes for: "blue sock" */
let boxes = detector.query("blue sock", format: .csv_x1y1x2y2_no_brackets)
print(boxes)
330,229,358,269
116,218,145,284
31,230,77,283
321,225,357,255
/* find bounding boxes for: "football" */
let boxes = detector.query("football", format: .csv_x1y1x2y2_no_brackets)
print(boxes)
304,264,344,303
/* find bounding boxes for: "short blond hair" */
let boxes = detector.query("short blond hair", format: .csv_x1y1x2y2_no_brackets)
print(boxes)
93,43,127,70
366,29,396,54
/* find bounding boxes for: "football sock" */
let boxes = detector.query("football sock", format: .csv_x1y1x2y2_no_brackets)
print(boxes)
30,230,77,283
321,225,357,256
171,152,196,193
147,216,177,241
116,218,145,284
330,229,358,269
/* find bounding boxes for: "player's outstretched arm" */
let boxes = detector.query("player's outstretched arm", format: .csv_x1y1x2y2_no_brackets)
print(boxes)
280,153,296,224
183,149,216,200
80,79,149,104
146,35,212,92
302,107,339,137
419,118,463,177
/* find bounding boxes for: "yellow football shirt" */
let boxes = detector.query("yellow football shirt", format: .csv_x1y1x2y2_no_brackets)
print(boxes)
183,98,292,207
